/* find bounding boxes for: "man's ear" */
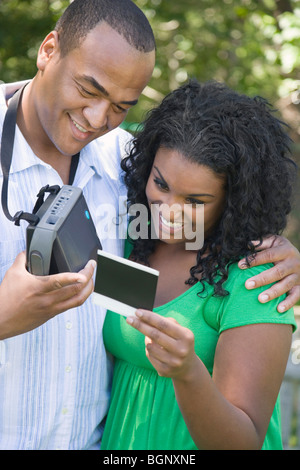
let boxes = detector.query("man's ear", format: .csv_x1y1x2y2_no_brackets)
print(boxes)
36,31,60,71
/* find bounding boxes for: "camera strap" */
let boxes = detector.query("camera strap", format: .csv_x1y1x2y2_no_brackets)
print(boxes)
1,85,79,226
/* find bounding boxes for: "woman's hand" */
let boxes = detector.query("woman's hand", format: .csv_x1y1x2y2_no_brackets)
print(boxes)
238,235,300,312
127,309,199,381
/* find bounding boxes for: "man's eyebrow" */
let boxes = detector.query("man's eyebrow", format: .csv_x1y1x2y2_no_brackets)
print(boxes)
81,75,138,106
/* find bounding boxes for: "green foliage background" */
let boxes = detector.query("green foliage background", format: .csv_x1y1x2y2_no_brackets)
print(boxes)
0,0,299,247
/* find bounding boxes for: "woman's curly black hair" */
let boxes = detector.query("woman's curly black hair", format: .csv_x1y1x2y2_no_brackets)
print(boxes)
121,79,297,296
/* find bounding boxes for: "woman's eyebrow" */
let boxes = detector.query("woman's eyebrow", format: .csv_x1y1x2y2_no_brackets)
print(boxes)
154,166,214,197
188,193,215,197
81,74,138,106
153,166,168,184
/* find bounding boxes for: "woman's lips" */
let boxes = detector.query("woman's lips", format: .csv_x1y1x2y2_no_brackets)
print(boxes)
160,213,183,230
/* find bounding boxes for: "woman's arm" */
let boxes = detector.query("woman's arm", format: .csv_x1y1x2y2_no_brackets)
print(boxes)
127,309,292,450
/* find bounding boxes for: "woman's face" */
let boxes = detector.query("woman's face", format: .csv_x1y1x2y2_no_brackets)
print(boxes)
145,147,226,249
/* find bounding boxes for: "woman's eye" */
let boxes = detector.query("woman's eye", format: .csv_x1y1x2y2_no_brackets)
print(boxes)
153,178,168,191
186,198,205,205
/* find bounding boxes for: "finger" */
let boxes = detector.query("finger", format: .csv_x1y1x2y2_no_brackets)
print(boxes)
38,259,96,293
133,309,181,339
144,347,171,377
144,336,185,377
44,276,95,315
13,250,27,267
145,336,170,361
255,274,298,304
126,311,182,352
251,235,280,251
244,264,293,290
276,286,300,313
127,315,176,350
238,235,287,269
239,248,285,270
79,259,97,277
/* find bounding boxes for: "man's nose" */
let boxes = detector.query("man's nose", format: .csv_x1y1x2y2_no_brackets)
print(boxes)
83,99,110,130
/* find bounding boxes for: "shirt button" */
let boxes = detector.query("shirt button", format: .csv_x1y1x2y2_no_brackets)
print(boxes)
62,408,68,415
65,365,72,373
66,321,72,330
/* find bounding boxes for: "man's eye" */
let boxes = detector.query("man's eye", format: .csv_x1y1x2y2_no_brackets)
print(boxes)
112,104,127,114
77,85,95,97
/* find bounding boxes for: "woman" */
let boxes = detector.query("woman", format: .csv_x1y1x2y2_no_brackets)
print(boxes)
101,80,297,450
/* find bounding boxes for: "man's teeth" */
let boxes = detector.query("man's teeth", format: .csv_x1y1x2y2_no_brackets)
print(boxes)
72,119,88,133
160,214,182,228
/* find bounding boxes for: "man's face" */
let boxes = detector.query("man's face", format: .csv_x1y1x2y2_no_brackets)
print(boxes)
33,22,155,157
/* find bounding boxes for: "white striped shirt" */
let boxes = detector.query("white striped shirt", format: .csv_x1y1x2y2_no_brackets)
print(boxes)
0,82,129,449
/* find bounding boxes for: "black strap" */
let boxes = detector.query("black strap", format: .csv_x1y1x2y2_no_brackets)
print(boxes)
69,152,79,185
0,86,37,225
0,85,79,225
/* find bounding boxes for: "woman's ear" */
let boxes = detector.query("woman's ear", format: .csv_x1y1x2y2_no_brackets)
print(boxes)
36,31,60,71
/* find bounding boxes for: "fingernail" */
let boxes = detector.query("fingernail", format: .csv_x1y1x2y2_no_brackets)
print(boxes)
239,263,247,269
246,280,255,289
278,305,286,313
259,294,269,303
126,316,134,324
135,309,143,318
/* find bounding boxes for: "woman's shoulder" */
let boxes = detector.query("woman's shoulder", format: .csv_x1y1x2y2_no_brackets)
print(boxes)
224,261,275,291
203,261,296,334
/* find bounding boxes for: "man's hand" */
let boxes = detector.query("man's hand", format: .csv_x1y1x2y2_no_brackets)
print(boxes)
0,251,96,340
238,236,300,312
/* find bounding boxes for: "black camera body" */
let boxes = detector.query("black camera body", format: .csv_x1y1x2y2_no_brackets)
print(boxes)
26,185,101,276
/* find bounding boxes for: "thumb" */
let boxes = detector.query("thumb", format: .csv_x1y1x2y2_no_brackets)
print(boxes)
12,251,27,269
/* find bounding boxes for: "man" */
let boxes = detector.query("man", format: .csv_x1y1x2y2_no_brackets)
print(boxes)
0,0,155,450
0,0,299,450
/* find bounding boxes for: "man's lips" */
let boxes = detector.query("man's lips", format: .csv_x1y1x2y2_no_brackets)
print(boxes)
69,115,108,140
71,118,89,133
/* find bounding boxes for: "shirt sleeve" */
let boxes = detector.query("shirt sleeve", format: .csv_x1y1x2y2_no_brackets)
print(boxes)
216,263,297,334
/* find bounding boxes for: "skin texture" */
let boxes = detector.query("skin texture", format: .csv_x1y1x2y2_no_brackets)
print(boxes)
126,148,293,449
0,22,155,340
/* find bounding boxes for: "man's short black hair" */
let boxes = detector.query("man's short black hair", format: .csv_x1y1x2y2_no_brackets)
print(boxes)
55,0,156,56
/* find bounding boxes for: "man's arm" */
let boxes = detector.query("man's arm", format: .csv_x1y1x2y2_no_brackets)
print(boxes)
0,251,96,340
238,235,300,312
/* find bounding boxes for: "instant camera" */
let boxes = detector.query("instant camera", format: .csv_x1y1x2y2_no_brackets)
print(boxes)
26,185,101,276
